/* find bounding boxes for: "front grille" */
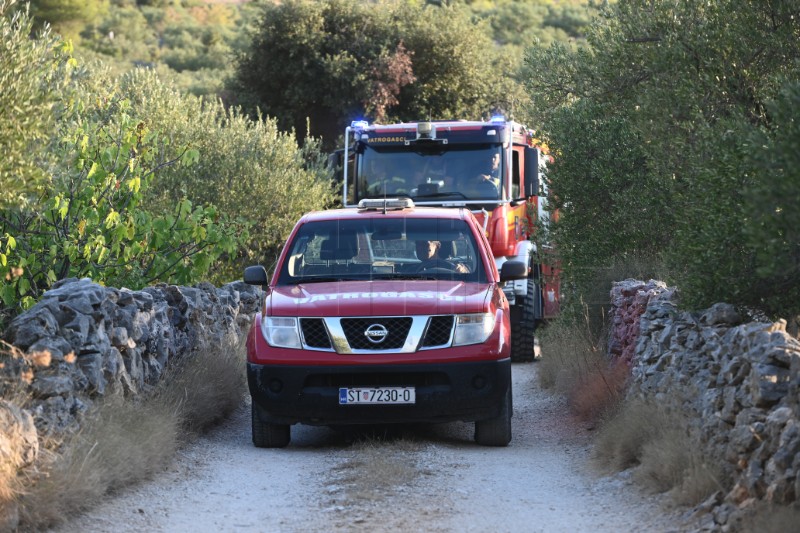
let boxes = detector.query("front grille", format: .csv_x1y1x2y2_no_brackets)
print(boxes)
341,317,412,350
304,372,450,389
422,315,454,347
300,318,332,349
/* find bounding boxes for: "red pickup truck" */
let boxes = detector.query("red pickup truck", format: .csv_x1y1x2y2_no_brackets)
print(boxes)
243,198,527,447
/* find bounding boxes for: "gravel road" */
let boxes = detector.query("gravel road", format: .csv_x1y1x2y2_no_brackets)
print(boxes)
53,362,688,533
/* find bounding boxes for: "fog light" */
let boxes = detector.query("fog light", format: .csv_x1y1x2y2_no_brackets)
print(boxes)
268,379,283,393
472,375,487,390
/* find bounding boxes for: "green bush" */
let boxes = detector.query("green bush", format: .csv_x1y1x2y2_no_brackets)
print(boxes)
524,0,800,318
233,0,524,147
0,66,248,320
0,0,74,210
119,69,335,280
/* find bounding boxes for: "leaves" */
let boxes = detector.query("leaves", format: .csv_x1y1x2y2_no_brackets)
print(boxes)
0,64,250,322
523,0,800,318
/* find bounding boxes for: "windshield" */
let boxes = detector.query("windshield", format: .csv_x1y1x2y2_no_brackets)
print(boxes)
356,145,503,203
276,217,487,285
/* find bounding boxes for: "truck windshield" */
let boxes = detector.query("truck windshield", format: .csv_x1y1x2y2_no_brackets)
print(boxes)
355,145,503,203
276,217,487,285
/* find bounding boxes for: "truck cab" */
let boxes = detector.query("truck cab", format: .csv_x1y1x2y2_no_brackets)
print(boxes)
337,117,560,361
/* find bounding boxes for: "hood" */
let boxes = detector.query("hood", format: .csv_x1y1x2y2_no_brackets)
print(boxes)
267,280,491,317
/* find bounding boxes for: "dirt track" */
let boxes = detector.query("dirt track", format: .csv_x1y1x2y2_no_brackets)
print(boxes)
53,363,688,533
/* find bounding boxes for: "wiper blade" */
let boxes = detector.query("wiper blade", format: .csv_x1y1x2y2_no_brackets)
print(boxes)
297,277,345,283
414,192,468,199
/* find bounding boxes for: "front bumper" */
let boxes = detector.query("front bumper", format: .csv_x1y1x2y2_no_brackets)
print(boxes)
248,358,511,426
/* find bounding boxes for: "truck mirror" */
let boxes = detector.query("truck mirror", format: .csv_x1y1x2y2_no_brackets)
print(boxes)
327,150,343,169
244,265,269,286
499,260,527,282
524,146,540,197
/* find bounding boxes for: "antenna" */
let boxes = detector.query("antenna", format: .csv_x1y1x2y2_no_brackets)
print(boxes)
383,179,387,214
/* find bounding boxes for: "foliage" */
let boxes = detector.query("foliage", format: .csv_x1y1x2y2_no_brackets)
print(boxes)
232,0,525,147
74,0,260,97
524,0,800,317
28,0,109,36
0,0,74,210
471,0,594,49
119,69,334,279
742,82,800,313
0,63,248,322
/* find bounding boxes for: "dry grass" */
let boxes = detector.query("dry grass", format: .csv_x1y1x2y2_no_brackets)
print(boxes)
737,503,800,532
151,334,248,436
11,334,247,531
593,398,727,506
333,437,423,502
537,311,627,424
17,394,180,529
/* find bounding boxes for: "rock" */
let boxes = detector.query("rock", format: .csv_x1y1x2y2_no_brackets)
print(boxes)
30,375,74,398
0,400,38,467
749,364,790,407
701,303,742,327
6,306,59,350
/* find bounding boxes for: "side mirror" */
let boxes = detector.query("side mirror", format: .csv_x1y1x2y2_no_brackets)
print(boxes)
244,265,269,286
499,260,527,282
524,146,540,197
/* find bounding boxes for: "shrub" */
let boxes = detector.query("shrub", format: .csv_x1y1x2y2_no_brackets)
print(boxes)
0,1,74,210
120,69,335,280
0,67,248,322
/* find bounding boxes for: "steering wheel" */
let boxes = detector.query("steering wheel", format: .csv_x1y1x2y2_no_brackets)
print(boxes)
414,259,457,273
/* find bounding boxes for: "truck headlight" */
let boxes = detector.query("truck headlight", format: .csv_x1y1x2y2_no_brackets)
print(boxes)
453,313,495,346
262,316,302,349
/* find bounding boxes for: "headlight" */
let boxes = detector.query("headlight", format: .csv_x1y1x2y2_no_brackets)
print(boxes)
453,313,495,346
262,316,302,349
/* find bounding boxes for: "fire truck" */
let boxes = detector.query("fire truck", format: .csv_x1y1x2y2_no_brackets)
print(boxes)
335,116,559,361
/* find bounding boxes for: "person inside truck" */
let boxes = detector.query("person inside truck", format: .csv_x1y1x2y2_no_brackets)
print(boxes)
413,240,469,273
365,158,407,196
463,153,500,199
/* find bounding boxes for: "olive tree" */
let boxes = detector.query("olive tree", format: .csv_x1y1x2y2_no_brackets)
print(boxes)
523,0,800,317
232,0,520,148
0,0,73,210
122,70,335,278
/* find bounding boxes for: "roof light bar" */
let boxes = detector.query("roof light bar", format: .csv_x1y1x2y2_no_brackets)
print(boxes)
357,198,415,211
350,120,369,130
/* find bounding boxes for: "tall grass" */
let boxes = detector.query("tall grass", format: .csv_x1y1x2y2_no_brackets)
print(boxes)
12,333,247,531
593,398,727,506
537,310,628,423
538,252,725,508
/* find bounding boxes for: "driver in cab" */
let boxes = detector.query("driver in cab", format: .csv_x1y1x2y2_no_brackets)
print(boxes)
414,240,469,273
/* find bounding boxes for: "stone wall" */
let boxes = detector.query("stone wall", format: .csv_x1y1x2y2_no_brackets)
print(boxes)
0,277,260,516
609,279,800,528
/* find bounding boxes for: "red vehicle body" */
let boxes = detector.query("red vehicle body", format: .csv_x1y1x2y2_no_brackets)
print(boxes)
243,199,528,448
336,117,560,361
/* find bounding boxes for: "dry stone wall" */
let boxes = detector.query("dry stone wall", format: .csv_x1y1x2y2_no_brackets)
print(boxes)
609,279,800,529
0,278,260,494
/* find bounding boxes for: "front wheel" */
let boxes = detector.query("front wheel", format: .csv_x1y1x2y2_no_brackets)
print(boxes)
474,385,512,447
252,402,290,448
510,277,541,362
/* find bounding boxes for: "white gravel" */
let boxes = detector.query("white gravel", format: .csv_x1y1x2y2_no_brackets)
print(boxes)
52,362,691,533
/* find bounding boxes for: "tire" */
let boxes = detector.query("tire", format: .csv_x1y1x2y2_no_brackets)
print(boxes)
474,385,512,447
510,276,540,362
251,402,290,448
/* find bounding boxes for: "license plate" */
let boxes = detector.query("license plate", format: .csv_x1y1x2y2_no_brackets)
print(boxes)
339,387,416,405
